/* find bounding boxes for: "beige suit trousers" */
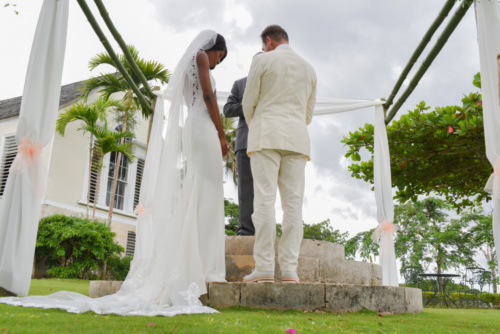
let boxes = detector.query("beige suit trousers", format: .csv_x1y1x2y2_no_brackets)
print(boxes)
250,149,306,272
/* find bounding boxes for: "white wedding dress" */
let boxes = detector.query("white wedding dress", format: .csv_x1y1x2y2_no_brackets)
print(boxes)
0,30,226,316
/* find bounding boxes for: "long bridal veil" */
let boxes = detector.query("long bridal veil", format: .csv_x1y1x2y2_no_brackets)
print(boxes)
0,30,221,316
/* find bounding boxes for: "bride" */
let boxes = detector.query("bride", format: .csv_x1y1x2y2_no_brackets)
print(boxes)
0,30,230,316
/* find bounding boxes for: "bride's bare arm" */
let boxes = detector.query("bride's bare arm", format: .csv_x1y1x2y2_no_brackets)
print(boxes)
196,51,230,157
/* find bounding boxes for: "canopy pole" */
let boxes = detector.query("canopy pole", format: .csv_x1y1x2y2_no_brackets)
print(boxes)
76,0,152,114
93,0,155,100
384,0,456,112
384,0,473,124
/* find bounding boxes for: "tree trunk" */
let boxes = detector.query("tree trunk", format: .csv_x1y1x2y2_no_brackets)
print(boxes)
93,165,103,218
86,135,94,219
437,261,443,293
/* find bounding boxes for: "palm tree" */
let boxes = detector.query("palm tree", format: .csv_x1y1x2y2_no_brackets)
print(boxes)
91,125,135,218
80,45,170,220
56,96,124,218
220,113,238,184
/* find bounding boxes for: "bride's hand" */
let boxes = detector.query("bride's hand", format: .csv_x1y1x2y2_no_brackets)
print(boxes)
220,137,230,157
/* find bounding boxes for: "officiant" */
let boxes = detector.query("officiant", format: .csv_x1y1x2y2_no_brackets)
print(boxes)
224,77,255,236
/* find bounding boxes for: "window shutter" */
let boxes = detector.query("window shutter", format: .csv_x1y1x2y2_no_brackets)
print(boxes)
0,135,18,196
88,144,102,204
133,158,145,209
126,231,136,256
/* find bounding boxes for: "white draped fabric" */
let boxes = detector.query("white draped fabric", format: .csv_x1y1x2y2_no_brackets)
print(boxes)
0,0,69,297
476,0,500,272
371,106,398,286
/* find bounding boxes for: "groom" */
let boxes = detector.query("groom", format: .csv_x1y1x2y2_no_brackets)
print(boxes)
242,25,317,283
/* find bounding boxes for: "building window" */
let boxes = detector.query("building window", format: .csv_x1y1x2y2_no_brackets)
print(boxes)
106,150,129,210
126,231,136,256
0,135,17,196
83,124,145,215
134,158,145,209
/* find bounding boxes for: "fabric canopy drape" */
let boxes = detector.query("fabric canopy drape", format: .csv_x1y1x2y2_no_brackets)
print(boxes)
476,0,500,272
0,0,69,296
371,106,398,286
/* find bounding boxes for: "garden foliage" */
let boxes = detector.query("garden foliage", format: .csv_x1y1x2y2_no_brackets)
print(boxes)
35,214,124,279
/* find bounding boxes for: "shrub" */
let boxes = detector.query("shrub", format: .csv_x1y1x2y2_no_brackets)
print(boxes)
106,255,132,280
35,214,124,279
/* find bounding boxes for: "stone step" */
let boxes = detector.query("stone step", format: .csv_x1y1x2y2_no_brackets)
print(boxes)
88,281,422,314
206,282,422,314
225,236,345,259
225,255,382,286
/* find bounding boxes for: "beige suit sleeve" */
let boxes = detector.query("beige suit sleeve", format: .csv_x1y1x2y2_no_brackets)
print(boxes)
242,58,263,124
306,73,317,125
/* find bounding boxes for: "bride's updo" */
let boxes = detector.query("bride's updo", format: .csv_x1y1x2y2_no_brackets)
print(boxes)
205,34,227,62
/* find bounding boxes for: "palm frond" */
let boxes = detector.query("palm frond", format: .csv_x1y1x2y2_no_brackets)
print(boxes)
89,52,118,71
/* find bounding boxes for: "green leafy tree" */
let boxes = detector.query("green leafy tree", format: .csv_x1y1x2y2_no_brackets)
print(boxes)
394,197,475,290
80,45,170,220
56,96,123,218
341,74,490,212
35,215,124,279
302,219,349,244
344,229,378,262
461,211,498,293
224,199,239,235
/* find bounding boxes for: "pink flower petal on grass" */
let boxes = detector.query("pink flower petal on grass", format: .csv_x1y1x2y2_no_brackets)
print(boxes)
448,125,453,133
285,329,296,334
147,323,155,326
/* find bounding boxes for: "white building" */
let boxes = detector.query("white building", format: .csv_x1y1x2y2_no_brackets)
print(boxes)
0,80,149,256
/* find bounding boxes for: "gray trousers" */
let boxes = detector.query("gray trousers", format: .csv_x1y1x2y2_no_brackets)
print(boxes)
236,150,255,236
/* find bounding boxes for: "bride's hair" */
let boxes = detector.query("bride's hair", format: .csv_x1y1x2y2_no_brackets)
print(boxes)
205,33,228,62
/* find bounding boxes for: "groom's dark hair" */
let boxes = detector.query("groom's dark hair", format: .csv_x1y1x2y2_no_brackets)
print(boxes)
206,33,228,61
261,25,289,43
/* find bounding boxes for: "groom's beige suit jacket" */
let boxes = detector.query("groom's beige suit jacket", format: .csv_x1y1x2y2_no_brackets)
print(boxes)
242,44,317,160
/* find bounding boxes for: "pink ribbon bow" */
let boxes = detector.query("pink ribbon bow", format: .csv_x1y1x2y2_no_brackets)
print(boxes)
371,220,398,243
134,204,146,216
10,136,45,196
11,136,43,173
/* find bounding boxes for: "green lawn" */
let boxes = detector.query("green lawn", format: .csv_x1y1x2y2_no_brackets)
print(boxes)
0,279,498,333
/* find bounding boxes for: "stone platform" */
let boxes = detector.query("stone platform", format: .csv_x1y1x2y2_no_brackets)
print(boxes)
205,282,422,314
89,236,423,313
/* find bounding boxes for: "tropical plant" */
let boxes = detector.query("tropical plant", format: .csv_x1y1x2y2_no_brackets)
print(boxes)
91,124,135,218
80,45,170,220
341,74,489,212
394,197,475,291
35,214,124,280
224,198,239,235
56,96,124,218
461,211,499,293
221,113,238,184
302,219,349,244
344,229,378,262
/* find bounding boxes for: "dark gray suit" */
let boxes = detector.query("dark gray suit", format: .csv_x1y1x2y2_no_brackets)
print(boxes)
223,77,254,236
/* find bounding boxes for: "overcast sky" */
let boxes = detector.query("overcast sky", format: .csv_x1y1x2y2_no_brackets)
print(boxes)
0,1,484,266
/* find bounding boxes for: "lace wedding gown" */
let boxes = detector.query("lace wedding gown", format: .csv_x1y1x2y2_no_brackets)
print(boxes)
0,30,226,316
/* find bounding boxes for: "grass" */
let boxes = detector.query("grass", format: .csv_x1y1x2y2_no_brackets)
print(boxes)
0,279,498,333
